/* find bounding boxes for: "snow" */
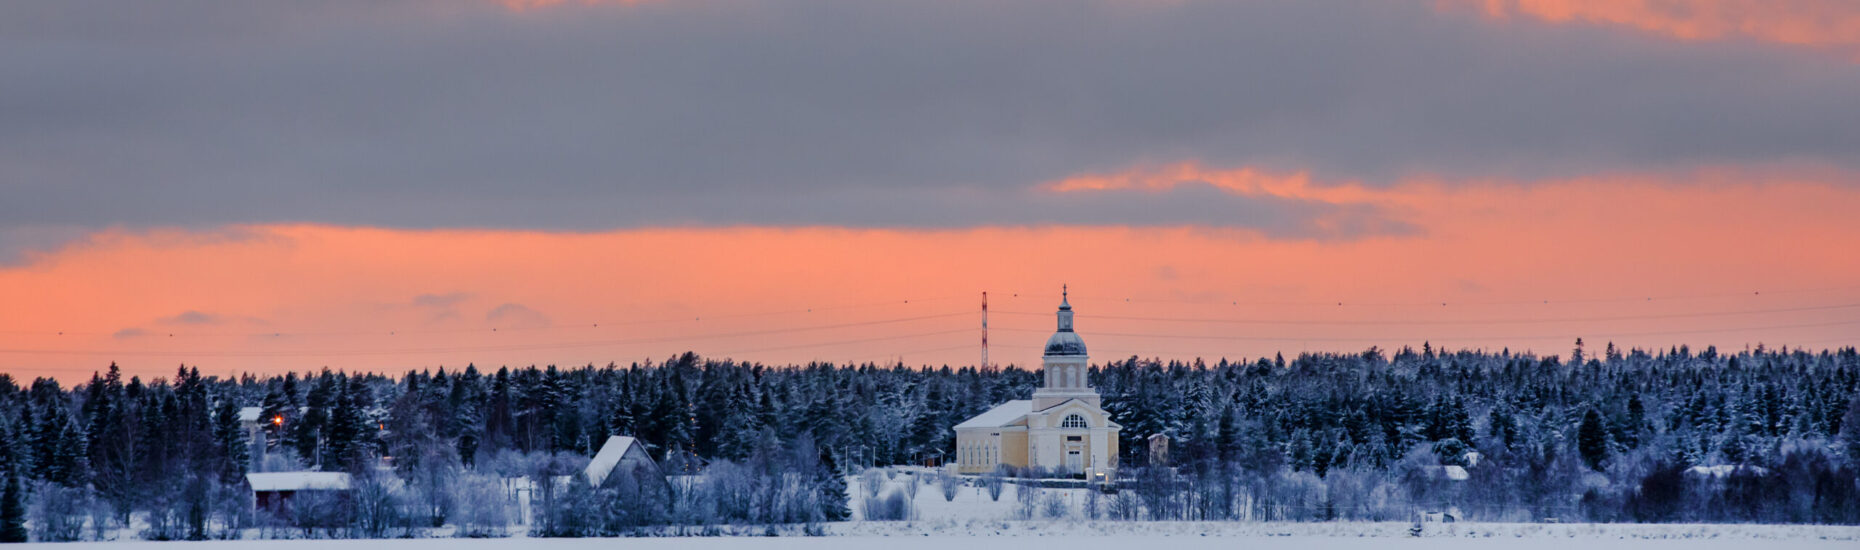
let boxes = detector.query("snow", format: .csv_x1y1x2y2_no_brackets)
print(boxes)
18,527,1860,549
245,471,354,491
1685,465,1770,478
954,401,1031,429
238,406,263,423
584,435,640,487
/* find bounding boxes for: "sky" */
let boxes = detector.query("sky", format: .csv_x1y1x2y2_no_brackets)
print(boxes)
2,0,1858,381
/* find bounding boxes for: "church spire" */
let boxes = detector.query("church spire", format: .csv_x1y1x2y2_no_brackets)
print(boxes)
1056,285,1074,332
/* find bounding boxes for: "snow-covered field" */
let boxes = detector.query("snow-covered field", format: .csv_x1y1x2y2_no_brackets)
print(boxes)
840,469,1860,542
18,531,1860,550
19,469,1858,547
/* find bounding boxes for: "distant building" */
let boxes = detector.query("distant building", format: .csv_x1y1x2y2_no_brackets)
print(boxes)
585,435,664,488
239,406,266,469
246,471,353,510
954,288,1122,480
1419,465,1470,481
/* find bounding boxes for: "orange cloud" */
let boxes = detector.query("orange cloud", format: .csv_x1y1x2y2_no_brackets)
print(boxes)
3,168,1858,381
1452,0,1860,56
1042,163,1400,205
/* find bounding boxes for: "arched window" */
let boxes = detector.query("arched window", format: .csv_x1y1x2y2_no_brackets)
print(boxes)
1061,414,1088,428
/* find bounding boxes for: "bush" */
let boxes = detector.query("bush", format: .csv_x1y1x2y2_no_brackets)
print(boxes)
981,472,1004,502
1014,482,1040,520
1041,491,1069,519
29,483,90,542
900,473,919,501
452,474,511,537
939,473,961,502
288,489,351,539
861,489,911,521
859,469,887,501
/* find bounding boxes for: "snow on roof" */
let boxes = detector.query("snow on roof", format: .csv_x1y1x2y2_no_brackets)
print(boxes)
238,407,263,423
585,435,641,487
1420,465,1470,481
1686,465,1770,478
246,472,353,492
954,400,1032,430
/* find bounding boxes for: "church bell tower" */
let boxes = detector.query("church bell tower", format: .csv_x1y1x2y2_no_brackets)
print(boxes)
1032,285,1099,410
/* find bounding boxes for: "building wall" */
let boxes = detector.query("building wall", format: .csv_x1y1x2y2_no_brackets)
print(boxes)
954,428,1030,474
1000,430,1028,469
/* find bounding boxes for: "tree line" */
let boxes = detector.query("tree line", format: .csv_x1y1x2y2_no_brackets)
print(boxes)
1,342,1858,540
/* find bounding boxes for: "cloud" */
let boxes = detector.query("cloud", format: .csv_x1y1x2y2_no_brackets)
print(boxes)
412,292,472,309
1,0,1856,240
111,328,148,340
1451,0,1860,58
160,310,222,325
486,303,551,329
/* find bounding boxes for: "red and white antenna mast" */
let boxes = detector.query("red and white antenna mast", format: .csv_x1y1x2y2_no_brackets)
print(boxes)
981,291,989,370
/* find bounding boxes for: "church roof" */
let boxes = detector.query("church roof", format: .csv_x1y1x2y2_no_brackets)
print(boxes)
1044,331,1087,356
1043,286,1087,356
954,400,1032,429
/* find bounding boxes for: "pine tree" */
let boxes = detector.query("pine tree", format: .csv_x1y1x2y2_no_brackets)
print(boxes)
211,399,249,485
1578,408,1610,471
0,421,20,544
0,473,25,543
815,447,850,521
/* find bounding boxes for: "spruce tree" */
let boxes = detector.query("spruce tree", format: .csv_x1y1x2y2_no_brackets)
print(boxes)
0,473,25,543
211,399,249,484
815,447,850,521
0,419,21,543
1578,408,1610,471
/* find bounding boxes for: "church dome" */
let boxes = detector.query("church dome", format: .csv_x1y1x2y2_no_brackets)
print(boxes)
1044,330,1087,356
1043,285,1087,357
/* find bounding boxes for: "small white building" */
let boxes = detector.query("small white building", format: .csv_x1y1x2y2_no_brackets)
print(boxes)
584,435,665,489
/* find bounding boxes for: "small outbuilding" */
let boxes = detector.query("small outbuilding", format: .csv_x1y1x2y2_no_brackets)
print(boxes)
246,471,354,510
584,436,665,489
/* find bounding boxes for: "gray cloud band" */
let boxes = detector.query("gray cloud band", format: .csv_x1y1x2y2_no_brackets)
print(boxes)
0,0,1854,249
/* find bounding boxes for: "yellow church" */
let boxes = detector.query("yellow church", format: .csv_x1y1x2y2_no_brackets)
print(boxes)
953,288,1121,479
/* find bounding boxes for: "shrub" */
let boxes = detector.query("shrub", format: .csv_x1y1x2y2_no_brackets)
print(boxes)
1041,491,1069,519
452,474,511,537
860,469,887,501
939,473,962,502
29,483,90,542
862,489,911,521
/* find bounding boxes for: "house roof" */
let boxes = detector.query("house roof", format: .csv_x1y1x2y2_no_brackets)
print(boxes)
585,435,644,487
1686,464,1770,478
954,400,1032,430
246,472,353,492
238,406,263,423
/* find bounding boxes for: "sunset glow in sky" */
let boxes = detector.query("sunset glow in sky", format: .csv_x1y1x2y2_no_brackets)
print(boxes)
3,0,1858,381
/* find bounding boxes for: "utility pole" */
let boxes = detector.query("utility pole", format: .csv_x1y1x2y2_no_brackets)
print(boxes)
981,291,989,370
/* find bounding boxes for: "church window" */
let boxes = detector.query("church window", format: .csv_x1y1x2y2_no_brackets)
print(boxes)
1062,414,1088,428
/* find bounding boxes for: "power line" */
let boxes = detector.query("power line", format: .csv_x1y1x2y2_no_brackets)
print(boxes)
0,294,971,338
992,301,1860,326
0,311,970,358
1064,283,1860,308
993,317,1860,343
714,330,972,357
